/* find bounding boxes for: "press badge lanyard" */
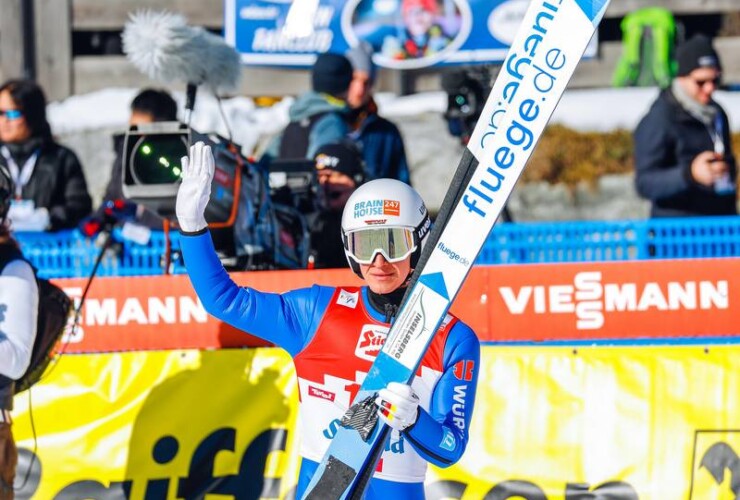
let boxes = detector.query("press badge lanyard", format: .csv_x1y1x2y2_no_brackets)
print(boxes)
0,145,39,199
707,113,725,156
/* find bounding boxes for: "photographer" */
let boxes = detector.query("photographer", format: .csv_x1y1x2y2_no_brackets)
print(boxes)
267,53,354,160
308,142,366,269
0,165,39,500
442,68,513,222
634,34,737,217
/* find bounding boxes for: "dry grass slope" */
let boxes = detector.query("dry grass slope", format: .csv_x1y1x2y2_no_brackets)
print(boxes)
522,125,740,189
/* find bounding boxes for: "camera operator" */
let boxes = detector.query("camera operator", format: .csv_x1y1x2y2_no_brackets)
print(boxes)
308,142,367,269
441,68,513,222
97,88,178,229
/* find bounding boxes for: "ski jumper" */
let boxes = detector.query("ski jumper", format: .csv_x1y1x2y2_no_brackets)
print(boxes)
180,231,480,499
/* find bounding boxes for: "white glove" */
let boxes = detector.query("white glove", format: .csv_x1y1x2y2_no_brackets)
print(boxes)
176,141,214,232
376,382,420,432
8,203,49,231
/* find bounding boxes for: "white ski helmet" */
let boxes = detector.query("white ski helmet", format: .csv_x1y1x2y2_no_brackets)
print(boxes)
341,179,432,277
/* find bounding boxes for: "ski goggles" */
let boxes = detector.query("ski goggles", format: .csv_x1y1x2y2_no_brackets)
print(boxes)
345,227,417,264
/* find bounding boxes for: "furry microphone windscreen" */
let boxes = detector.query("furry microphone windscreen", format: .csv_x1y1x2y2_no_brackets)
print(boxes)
122,10,242,95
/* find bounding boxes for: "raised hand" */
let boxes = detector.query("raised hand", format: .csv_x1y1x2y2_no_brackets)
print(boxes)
176,141,214,232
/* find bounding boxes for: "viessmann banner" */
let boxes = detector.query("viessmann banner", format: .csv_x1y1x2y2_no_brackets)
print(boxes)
53,258,739,353
12,347,740,498
223,0,598,69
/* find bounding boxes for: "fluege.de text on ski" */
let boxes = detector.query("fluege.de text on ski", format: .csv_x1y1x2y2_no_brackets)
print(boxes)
464,0,566,219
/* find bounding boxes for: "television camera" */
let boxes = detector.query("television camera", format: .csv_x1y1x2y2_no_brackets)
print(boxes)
441,66,492,146
120,122,313,270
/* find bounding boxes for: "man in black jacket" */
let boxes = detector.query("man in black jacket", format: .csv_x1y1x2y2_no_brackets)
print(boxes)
308,142,366,269
633,34,737,217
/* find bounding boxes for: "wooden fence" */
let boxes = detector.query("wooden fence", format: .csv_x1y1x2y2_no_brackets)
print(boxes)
0,0,738,101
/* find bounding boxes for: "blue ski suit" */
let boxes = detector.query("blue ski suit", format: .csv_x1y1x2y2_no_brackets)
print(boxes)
180,231,480,499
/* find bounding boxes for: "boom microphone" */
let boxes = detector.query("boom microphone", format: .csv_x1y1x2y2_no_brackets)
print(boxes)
122,10,241,95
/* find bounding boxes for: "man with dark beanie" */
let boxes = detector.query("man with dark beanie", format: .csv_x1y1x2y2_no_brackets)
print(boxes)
308,141,366,268
268,53,354,160
634,34,737,217
345,42,411,185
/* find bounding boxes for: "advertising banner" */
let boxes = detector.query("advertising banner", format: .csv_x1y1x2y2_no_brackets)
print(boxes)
432,345,740,499
224,0,597,69
13,349,300,500
466,257,740,343
55,269,363,353
53,258,740,353
12,346,740,499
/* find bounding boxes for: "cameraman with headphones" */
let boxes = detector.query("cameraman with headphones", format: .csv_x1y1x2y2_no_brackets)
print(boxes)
0,164,39,500
308,141,367,269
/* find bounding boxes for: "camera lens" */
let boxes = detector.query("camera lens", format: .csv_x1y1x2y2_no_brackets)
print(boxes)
129,134,188,185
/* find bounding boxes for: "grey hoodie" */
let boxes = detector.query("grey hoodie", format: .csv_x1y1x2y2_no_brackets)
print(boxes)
266,91,349,159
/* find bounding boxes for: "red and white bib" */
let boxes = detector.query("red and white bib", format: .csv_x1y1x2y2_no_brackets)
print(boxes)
293,287,457,482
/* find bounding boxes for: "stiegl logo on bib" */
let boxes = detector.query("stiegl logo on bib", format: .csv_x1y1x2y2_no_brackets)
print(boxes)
355,324,388,361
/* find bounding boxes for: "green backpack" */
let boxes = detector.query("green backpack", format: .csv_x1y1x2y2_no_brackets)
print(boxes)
613,7,678,88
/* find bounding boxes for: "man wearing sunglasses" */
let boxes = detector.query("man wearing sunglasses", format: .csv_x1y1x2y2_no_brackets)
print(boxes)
177,142,479,499
634,34,737,217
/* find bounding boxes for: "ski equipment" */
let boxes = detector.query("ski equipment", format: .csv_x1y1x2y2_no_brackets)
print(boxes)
304,1,612,498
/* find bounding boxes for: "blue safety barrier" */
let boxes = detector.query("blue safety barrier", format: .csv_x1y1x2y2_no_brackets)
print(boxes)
478,219,646,264
644,216,740,259
477,216,740,264
15,228,185,279
13,216,740,278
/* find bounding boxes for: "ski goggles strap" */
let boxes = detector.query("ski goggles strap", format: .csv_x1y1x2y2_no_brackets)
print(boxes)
345,227,417,264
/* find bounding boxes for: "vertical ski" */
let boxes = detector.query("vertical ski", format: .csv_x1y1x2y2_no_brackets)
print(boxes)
303,1,612,498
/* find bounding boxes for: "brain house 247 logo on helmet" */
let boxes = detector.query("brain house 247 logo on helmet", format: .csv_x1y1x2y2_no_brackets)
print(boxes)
341,179,432,276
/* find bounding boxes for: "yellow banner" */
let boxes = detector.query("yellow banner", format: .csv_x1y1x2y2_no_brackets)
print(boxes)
11,346,740,499
12,349,300,499
431,346,740,500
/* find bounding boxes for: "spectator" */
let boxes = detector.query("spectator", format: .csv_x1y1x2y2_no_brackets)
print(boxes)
97,88,178,229
176,142,479,498
267,53,353,160
0,79,92,231
634,34,737,217
345,42,411,185
308,142,366,269
0,164,39,500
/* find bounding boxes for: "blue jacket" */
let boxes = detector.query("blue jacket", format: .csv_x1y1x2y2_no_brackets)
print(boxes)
180,230,479,499
351,108,411,184
633,88,737,217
